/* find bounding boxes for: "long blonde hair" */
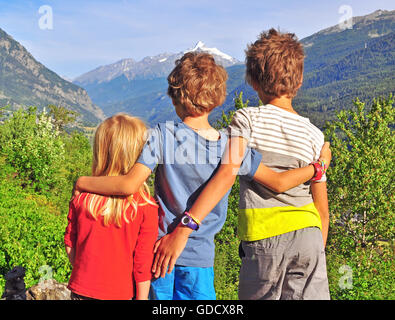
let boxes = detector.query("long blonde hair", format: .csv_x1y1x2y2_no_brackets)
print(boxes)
81,113,156,227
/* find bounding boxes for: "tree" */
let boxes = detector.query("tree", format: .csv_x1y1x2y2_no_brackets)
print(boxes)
0,107,65,192
324,95,394,249
48,105,78,131
214,92,249,129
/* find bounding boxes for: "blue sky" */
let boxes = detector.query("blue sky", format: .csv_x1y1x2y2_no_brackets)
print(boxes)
0,0,393,79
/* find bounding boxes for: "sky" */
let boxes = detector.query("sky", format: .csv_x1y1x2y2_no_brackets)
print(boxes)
0,0,394,79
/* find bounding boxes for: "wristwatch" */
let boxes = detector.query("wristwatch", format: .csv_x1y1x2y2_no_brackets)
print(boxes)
181,212,200,231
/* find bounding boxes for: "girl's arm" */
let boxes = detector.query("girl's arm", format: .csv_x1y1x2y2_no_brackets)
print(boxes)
64,200,77,267
65,246,75,267
151,137,331,278
74,163,151,197
135,280,151,300
134,204,158,299
311,181,329,247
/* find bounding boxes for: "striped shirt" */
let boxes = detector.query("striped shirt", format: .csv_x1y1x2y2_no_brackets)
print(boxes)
228,104,325,241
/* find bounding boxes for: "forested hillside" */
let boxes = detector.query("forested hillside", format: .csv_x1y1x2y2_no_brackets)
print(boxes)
212,10,395,129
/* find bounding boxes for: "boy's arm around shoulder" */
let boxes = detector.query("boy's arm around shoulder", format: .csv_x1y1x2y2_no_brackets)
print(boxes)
74,163,151,197
253,142,332,193
74,125,162,198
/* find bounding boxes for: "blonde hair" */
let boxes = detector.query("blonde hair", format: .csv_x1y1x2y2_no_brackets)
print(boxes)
80,113,156,227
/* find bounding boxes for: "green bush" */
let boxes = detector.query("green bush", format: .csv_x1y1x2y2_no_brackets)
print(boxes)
0,106,92,295
324,95,394,299
0,160,71,294
214,178,241,300
213,93,247,299
0,107,65,193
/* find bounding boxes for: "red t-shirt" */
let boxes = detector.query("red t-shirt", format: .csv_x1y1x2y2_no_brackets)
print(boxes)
64,192,158,300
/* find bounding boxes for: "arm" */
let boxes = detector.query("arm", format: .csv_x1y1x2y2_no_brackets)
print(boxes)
74,126,163,197
151,138,331,278
253,142,331,193
64,200,77,267
184,138,331,223
134,204,158,298
135,280,151,300
74,163,151,197
65,246,75,266
311,181,329,247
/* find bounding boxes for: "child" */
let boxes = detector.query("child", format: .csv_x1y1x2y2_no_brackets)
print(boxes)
74,52,331,300
172,29,331,300
64,114,158,300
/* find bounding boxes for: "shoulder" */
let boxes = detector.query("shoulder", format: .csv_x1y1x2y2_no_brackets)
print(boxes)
303,119,325,144
234,106,256,120
149,121,186,141
70,192,88,209
229,107,256,129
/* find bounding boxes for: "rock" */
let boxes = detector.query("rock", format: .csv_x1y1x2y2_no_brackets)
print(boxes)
26,279,71,300
2,266,26,300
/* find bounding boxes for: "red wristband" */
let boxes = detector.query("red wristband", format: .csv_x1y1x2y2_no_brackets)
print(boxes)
311,161,323,181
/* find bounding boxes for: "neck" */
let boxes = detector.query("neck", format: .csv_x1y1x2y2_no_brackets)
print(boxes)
259,93,297,115
182,113,212,129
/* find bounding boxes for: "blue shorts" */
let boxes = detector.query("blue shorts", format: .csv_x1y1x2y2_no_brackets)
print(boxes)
149,265,216,300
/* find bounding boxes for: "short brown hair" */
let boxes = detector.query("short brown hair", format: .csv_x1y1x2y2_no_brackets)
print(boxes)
167,52,228,117
245,28,304,98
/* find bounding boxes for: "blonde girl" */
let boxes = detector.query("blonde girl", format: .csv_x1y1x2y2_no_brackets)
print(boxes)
64,114,158,300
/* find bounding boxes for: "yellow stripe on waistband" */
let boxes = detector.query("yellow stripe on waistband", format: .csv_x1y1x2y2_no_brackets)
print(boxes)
238,202,322,241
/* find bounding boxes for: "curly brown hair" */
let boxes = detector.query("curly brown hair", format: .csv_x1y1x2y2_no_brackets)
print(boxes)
167,52,228,117
245,28,304,99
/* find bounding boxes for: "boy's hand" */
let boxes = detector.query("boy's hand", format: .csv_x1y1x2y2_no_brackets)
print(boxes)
319,142,331,167
151,225,192,278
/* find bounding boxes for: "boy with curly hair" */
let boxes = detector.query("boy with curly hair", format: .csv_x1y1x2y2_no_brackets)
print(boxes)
158,30,331,300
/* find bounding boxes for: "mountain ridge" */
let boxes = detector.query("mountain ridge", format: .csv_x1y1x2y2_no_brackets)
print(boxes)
0,28,105,124
73,9,394,128
74,41,241,86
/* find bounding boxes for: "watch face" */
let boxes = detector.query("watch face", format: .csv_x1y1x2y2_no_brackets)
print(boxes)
181,215,191,225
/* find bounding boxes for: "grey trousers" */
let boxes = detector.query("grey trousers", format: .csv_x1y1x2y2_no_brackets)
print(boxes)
238,227,330,300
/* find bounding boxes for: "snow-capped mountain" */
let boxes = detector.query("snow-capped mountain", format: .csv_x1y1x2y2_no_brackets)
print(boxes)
184,41,239,67
74,58,136,85
73,42,240,86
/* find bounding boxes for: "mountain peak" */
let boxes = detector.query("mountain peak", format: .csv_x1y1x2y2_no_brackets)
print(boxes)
184,41,239,66
75,41,240,85
194,41,206,50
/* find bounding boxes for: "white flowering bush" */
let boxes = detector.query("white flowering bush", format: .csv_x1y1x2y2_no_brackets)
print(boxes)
0,106,65,192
